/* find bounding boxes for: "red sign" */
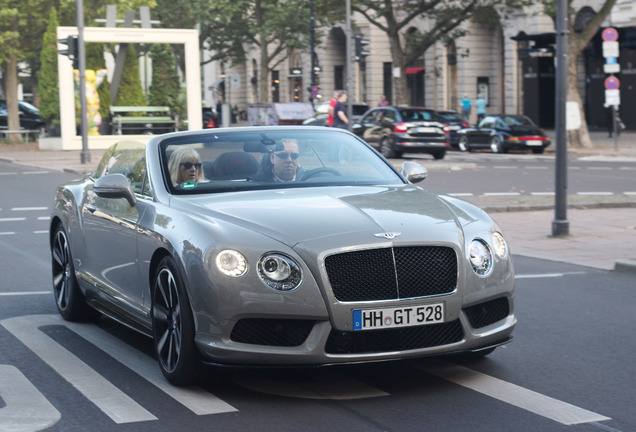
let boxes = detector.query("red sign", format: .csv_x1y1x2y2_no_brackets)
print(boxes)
602,27,618,42
605,76,620,90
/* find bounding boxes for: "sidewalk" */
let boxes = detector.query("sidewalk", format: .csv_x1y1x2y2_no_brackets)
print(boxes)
1,131,635,274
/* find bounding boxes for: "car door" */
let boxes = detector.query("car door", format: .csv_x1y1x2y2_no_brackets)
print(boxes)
80,144,148,316
355,109,382,148
470,116,498,146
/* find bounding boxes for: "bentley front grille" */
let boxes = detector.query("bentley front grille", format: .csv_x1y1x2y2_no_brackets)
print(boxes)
325,246,458,302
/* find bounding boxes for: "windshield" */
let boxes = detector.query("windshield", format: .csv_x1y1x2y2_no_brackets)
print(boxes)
398,109,441,122
160,129,403,194
501,115,537,128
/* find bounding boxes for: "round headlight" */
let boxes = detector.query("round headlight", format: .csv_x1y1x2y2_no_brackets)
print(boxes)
469,239,493,276
258,253,302,291
216,249,247,277
492,232,508,258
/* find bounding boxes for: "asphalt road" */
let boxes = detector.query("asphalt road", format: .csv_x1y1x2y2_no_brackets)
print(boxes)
1,164,635,432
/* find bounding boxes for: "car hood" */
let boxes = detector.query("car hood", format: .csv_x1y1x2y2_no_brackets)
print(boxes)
181,185,479,248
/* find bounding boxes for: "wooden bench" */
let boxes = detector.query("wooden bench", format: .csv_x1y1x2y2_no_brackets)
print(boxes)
110,106,179,135
0,129,41,142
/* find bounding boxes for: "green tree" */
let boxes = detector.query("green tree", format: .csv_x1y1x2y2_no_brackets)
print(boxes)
38,8,60,133
352,0,533,105
115,44,147,107
148,44,184,120
542,0,617,149
153,0,342,102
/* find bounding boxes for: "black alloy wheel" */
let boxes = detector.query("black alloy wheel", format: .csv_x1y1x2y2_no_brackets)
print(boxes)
152,256,199,385
51,226,92,321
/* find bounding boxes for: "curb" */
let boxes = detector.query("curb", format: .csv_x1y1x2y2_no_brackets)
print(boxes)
614,260,636,275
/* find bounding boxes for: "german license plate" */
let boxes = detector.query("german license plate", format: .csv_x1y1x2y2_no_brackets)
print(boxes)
414,127,437,133
353,303,444,331
526,140,542,146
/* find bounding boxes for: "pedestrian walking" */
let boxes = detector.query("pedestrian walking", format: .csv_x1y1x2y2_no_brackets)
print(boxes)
460,94,471,123
475,94,487,124
326,91,338,127
378,94,389,107
333,91,349,129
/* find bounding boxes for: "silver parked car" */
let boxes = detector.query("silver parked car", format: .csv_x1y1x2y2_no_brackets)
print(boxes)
50,127,516,385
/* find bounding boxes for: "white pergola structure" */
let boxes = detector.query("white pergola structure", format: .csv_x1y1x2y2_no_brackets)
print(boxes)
46,26,201,151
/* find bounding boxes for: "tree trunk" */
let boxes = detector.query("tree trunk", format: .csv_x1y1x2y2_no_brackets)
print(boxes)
566,41,593,149
259,44,270,103
5,54,22,143
388,33,406,105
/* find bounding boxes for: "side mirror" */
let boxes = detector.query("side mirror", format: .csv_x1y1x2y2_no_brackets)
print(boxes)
94,173,136,206
401,161,427,184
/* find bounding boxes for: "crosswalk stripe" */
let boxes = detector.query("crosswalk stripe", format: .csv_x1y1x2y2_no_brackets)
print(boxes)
1,315,157,424
1,314,237,419
422,362,611,425
0,365,61,432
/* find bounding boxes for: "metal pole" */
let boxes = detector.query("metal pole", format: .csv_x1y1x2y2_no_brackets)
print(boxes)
77,0,90,164
345,0,352,130
552,0,568,236
310,0,316,107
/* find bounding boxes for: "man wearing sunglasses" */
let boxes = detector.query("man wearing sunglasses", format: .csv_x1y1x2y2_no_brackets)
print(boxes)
253,138,305,182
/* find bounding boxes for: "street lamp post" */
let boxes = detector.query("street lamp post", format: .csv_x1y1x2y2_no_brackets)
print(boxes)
552,0,569,236
310,0,316,107
77,0,90,164
345,0,352,130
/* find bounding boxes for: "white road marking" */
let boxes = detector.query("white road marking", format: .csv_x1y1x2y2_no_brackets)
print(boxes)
23,171,48,175
515,272,586,279
0,217,26,222
33,230,48,234
484,192,521,196
1,315,236,419
588,167,612,170
37,217,50,220
531,192,555,196
493,166,518,169
624,192,636,196
1,315,156,424
0,365,61,432
0,291,50,296
448,193,474,197
577,192,613,196
524,166,548,170
11,207,48,211
423,363,611,425
0,232,16,236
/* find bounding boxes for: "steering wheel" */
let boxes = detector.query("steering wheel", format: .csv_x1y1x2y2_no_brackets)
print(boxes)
299,167,342,181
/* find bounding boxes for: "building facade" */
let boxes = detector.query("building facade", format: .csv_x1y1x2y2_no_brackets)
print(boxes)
204,1,635,130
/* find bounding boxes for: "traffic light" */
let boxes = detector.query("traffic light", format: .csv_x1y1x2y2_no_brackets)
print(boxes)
354,35,370,62
58,36,79,69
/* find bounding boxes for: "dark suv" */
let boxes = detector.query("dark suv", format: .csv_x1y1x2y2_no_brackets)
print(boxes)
0,100,45,131
352,106,449,159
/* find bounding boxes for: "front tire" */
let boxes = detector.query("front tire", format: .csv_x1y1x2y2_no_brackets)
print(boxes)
51,225,93,321
380,137,397,158
432,151,446,160
458,136,470,152
152,256,200,385
490,136,504,153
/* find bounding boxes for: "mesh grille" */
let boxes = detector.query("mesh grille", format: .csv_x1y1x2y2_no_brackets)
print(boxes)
463,297,510,329
325,246,457,302
325,319,464,354
230,318,314,346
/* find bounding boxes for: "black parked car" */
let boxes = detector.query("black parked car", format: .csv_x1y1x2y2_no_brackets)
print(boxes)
436,110,470,146
352,106,449,159
456,114,550,154
0,100,45,131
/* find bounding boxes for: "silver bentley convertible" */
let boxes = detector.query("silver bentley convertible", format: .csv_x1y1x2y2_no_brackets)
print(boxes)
50,126,516,385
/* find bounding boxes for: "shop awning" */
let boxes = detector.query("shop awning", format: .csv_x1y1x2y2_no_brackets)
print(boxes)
406,66,425,74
